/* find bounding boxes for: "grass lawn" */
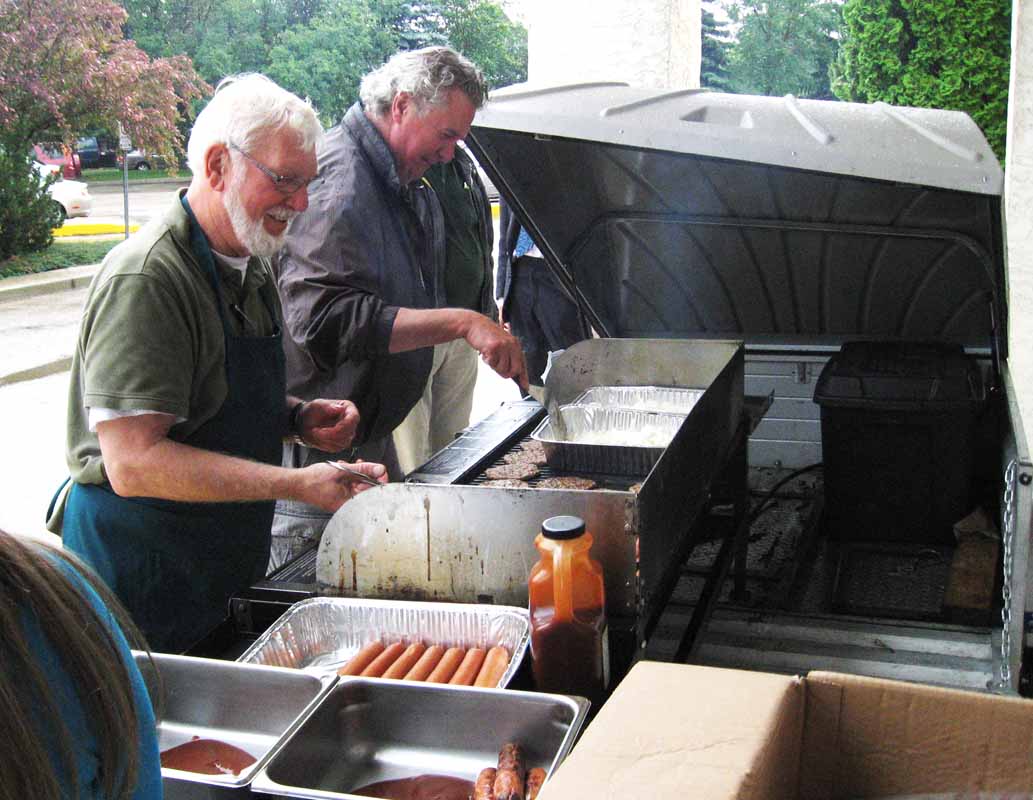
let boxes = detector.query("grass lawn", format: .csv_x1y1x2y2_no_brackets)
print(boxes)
0,239,119,278
82,167,187,183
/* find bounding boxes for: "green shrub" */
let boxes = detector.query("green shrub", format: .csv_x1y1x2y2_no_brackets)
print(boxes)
0,147,64,261
832,0,1011,161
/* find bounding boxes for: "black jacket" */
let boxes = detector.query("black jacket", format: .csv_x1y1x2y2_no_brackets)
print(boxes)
496,199,524,305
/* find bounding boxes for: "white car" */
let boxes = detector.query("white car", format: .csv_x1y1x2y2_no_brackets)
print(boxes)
34,160,92,218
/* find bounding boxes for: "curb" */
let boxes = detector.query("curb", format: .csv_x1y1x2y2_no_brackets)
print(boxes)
0,357,72,388
85,176,190,189
0,263,99,304
54,223,140,238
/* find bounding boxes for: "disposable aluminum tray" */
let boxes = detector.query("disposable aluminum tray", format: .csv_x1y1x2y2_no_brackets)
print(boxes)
571,385,703,414
237,597,529,688
531,405,686,476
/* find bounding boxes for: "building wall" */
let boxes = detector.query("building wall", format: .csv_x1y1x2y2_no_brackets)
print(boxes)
525,0,700,89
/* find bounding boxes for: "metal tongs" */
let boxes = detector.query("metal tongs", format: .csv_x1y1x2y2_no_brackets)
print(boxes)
327,460,381,487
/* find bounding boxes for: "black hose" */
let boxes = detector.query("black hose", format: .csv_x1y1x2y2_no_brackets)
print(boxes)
747,462,823,526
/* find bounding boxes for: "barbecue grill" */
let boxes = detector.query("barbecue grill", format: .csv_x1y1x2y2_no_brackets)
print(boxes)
209,85,1032,693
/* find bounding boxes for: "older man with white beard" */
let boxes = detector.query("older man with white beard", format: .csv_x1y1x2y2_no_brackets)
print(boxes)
51,74,387,653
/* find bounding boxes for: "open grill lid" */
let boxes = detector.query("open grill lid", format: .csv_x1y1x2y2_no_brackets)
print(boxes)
468,84,1006,356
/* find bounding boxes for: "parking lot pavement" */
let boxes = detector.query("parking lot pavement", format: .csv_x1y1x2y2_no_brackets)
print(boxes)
0,372,68,542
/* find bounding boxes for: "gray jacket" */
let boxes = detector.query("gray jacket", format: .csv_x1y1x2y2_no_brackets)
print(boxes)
277,103,445,446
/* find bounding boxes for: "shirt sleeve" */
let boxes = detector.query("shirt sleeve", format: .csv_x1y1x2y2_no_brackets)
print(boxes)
277,174,399,374
80,271,201,420
88,408,182,432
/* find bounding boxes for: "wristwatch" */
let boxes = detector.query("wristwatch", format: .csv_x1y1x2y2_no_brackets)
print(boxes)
288,400,308,444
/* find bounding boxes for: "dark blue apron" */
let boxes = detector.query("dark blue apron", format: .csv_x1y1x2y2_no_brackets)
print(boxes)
62,198,286,653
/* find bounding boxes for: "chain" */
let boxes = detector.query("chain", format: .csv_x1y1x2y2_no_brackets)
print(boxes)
992,459,1017,692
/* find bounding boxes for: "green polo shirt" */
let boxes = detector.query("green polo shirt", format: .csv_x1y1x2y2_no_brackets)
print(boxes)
65,192,281,488
425,160,486,311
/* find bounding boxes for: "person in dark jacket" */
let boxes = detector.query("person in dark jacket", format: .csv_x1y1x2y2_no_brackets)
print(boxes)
497,201,588,395
272,47,527,569
393,144,497,475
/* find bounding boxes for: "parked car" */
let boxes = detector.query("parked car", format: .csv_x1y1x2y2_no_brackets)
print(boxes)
75,135,118,169
118,149,168,171
32,142,81,179
34,160,92,218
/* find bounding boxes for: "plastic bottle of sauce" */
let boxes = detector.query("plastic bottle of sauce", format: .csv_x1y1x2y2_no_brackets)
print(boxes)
528,515,608,704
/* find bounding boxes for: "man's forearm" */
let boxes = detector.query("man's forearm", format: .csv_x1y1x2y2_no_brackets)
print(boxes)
104,436,300,504
389,307,474,353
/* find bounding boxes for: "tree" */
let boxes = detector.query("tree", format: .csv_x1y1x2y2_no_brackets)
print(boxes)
440,0,527,90
0,0,206,151
701,7,732,92
266,0,398,124
724,0,842,99
832,0,1010,160
0,0,206,257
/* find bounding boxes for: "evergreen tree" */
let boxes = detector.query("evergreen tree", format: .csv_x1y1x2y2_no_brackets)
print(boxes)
832,0,1010,159
701,7,732,92
724,0,842,99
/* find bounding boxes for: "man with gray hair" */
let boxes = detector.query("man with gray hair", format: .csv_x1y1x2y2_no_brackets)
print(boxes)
273,47,527,568
53,73,386,652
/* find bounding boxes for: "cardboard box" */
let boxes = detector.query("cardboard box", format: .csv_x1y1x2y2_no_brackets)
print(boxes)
539,661,1033,799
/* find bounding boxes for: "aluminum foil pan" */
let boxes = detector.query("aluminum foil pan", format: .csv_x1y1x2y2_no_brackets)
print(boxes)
571,385,703,414
531,405,685,475
237,597,529,689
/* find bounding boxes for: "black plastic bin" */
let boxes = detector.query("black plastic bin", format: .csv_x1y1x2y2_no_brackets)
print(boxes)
814,341,984,545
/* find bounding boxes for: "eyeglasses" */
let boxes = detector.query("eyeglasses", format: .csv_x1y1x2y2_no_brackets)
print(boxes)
228,142,318,196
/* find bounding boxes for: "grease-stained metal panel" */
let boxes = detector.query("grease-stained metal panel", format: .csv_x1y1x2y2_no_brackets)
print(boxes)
316,483,637,615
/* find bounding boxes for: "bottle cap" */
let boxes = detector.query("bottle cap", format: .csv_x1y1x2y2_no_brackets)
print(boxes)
541,515,586,540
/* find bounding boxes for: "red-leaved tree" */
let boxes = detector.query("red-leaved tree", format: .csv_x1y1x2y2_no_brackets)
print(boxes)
0,0,208,153
0,0,208,259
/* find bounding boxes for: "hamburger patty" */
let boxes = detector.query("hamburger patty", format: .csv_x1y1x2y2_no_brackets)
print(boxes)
502,448,547,466
519,440,547,461
537,476,598,490
485,462,540,481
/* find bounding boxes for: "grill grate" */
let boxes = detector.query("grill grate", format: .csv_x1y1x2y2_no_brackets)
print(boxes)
464,435,644,491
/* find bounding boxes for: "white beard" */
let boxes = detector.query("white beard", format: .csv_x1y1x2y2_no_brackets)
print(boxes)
224,167,296,257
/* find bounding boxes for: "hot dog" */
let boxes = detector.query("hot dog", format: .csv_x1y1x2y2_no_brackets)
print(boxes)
402,644,444,681
493,742,525,800
359,641,406,677
448,647,486,686
473,767,497,800
426,646,465,683
473,645,510,688
338,641,385,676
382,642,427,679
525,767,546,800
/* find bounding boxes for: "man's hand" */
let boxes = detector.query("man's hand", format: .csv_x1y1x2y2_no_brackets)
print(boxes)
297,460,388,512
299,399,360,452
463,313,529,391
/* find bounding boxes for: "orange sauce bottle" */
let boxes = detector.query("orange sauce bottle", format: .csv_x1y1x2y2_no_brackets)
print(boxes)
528,515,608,704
